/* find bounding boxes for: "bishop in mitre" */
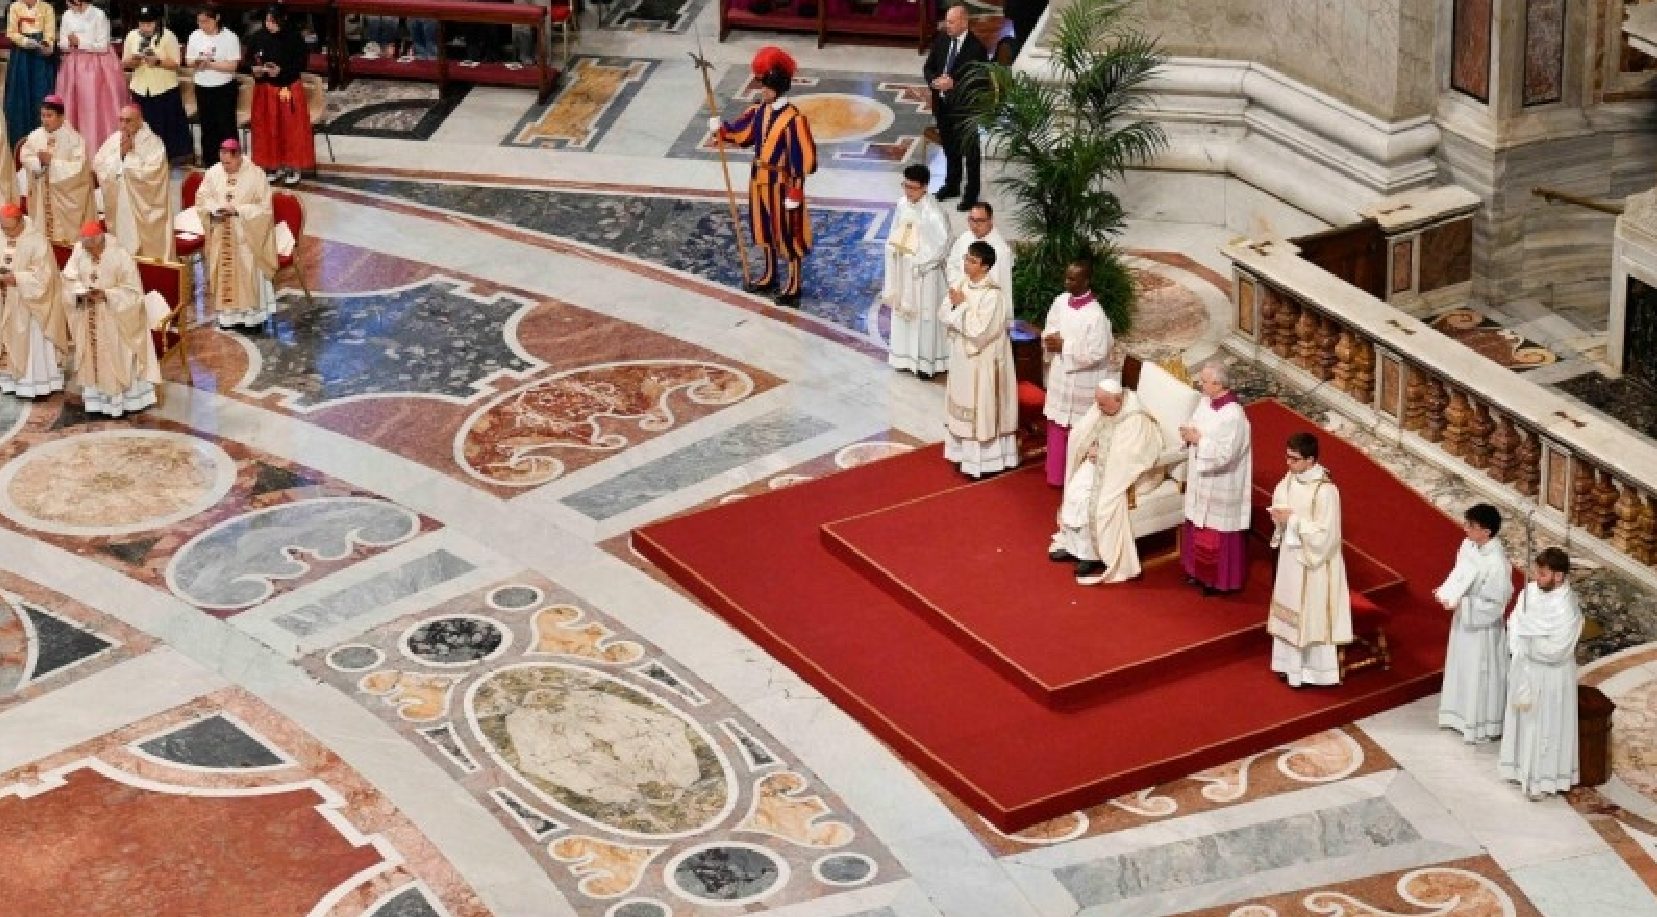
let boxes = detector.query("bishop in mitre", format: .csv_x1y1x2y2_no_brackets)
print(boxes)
1498,546,1582,799
92,104,174,260
1050,378,1166,585
195,138,277,329
883,163,951,377
1266,431,1352,687
18,95,96,245
0,201,67,396
940,239,1018,477
1435,502,1514,743
63,220,160,416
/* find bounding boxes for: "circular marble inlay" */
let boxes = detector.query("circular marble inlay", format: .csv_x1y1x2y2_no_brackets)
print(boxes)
792,93,895,144
0,431,236,538
667,843,786,905
813,852,876,886
606,900,670,917
327,644,385,672
403,615,508,666
488,585,544,611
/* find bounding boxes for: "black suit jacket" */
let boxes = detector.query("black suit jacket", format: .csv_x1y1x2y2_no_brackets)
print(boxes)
923,30,988,117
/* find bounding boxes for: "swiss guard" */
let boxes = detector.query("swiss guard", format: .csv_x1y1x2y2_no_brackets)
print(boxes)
708,46,818,308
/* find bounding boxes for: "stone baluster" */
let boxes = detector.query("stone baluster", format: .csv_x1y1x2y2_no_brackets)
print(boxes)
1638,492,1657,566
1488,412,1519,484
1515,427,1540,497
1332,331,1354,392
1349,340,1375,405
1571,463,1596,529
1403,370,1427,433
1443,389,1471,459
1294,309,1320,372
1317,316,1340,381
1273,297,1300,359
1466,400,1495,472
1259,288,1280,349
1595,471,1621,541
1423,378,1449,444
1614,482,1643,555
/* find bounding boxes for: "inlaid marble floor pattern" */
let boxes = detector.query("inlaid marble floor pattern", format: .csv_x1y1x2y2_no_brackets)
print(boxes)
1,7,1655,916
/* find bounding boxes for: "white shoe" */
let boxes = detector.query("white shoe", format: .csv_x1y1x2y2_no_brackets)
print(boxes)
458,59,480,68
504,61,524,70
397,53,414,63
362,42,381,59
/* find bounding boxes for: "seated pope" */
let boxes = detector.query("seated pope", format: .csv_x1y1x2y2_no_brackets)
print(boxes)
1049,377,1166,585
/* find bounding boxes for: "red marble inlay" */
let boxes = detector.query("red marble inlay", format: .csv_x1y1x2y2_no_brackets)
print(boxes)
0,767,383,917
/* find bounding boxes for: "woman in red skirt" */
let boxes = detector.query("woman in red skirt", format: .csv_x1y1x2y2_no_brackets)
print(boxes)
245,4,312,186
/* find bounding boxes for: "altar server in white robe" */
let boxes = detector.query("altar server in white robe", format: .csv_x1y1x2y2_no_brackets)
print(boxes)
1435,503,1514,743
945,201,1013,297
1499,547,1582,798
940,239,1018,476
1180,360,1254,594
0,202,67,396
1267,431,1351,687
62,220,160,416
883,163,951,377
1050,378,1165,585
1041,258,1113,487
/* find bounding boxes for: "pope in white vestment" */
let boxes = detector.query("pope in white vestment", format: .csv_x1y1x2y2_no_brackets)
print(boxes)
1498,548,1582,798
195,139,278,329
92,106,175,260
1267,433,1351,687
0,205,67,396
940,240,1018,476
945,212,1013,299
62,222,161,416
1435,503,1514,743
1041,260,1113,486
1051,379,1165,585
883,165,951,376
19,97,97,246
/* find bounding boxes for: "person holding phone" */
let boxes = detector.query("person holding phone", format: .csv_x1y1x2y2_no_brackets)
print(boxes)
4,0,59,140
55,0,125,149
186,6,243,167
122,6,193,163
244,4,314,186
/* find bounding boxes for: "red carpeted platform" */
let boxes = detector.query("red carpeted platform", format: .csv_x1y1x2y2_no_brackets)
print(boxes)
822,464,1404,708
632,401,1462,831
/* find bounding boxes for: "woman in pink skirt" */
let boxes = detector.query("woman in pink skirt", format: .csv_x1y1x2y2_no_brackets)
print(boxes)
54,0,124,149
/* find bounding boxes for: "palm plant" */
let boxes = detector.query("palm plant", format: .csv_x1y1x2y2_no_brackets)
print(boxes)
962,0,1167,330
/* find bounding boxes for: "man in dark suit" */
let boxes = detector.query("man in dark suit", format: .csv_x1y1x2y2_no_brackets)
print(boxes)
924,3,987,211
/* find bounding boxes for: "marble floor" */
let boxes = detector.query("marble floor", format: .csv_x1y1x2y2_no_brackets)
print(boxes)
3,7,1657,916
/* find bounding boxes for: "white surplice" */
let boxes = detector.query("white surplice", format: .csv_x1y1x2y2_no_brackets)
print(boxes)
940,276,1017,476
945,227,1013,300
1041,291,1112,426
882,193,951,374
1498,582,1582,797
1051,391,1165,581
1267,463,1352,686
1183,396,1253,533
1435,536,1515,742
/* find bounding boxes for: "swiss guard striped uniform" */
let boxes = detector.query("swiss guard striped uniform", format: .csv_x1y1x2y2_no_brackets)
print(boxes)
716,99,818,305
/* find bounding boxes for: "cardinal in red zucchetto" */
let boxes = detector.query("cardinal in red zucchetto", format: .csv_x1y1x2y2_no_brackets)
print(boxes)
707,46,818,308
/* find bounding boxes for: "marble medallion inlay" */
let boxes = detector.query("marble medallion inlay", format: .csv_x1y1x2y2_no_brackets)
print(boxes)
505,57,657,150
0,431,236,538
0,574,152,710
1190,857,1533,916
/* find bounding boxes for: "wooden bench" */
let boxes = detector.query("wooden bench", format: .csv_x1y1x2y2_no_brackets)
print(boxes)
333,0,565,103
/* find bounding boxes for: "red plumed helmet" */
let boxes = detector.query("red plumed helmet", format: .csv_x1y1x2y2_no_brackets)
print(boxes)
751,46,797,81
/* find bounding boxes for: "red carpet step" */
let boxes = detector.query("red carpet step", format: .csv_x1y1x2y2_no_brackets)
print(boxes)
633,401,1462,831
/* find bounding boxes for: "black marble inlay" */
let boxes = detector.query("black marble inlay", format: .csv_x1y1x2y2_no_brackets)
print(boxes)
488,585,542,610
251,462,322,496
367,886,443,917
672,847,782,901
23,605,112,681
604,0,706,31
327,86,470,142
818,853,874,883
492,789,563,838
138,714,284,769
405,617,504,664
1550,372,1657,439
610,901,670,917
317,176,887,340
101,538,160,566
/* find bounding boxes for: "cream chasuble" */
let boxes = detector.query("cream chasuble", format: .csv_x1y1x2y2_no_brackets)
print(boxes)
0,215,67,396
0,120,17,208
1052,391,1166,581
93,125,175,260
195,162,277,328
63,238,160,416
20,124,97,245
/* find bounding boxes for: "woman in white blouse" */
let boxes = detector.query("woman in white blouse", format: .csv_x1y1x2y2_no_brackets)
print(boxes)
185,6,242,167
54,0,125,148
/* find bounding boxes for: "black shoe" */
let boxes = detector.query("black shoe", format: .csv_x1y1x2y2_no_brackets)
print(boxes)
1202,585,1223,597
1074,561,1109,585
956,198,978,212
934,187,959,202
916,370,935,381
1184,575,1201,587
774,292,800,308
744,280,777,295
1049,548,1076,563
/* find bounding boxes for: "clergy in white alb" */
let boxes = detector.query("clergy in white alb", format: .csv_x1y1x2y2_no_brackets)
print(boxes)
1434,502,1514,743
940,239,1018,476
1041,258,1112,487
62,220,161,416
19,96,97,246
1267,431,1351,687
1051,378,1165,585
1498,547,1582,798
92,105,174,260
883,163,951,376
195,138,277,329
945,202,1013,298
1179,360,1254,593
0,202,67,396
